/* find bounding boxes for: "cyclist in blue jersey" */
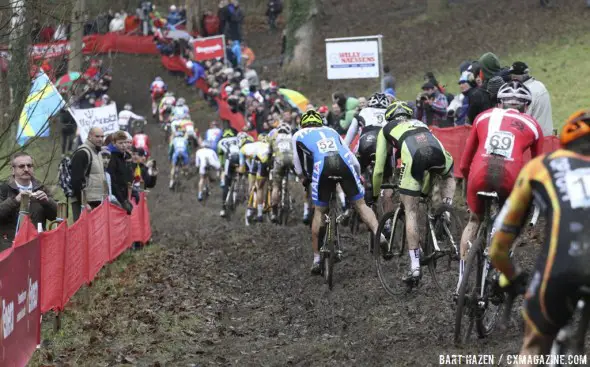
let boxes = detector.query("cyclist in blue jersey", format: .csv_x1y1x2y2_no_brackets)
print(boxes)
168,131,190,189
293,110,383,274
204,120,223,150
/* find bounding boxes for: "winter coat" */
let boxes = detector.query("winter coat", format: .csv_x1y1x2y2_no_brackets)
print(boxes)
106,144,133,206
524,77,554,136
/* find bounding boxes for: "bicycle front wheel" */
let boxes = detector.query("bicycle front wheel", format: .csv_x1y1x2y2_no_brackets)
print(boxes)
374,206,408,296
454,238,484,346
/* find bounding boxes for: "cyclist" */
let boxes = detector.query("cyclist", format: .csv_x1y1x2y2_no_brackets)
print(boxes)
168,130,190,189
195,140,221,201
159,91,176,123
178,118,199,147
218,129,240,217
373,100,456,285
171,98,190,121
132,125,151,158
150,76,167,116
344,92,395,220
269,122,294,223
239,132,271,223
456,81,543,296
118,104,144,132
204,121,223,150
489,109,590,362
293,110,383,274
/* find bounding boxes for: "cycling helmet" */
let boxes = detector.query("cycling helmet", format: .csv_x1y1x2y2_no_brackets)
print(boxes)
222,129,236,138
258,134,270,144
385,101,413,122
201,140,211,149
239,134,254,148
561,109,590,146
155,76,163,82
165,92,174,97
367,93,389,109
177,98,186,106
300,110,323,128
124,103,132,111
277,123,292,135
497,81,532,108
237,131,249,140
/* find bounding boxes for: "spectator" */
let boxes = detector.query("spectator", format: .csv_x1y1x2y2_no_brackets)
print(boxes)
202,10,220,36
109,13,125,33
107,131,133,214
332,92,359,132
96,12,110,34
83,14,96,36
381,65,396,93
59,107,77,155
358,97,368,110
416,81,448,127
186,60,206,86
253,101,269,134
0,152,57,250
225,40,238,67
464,64,492,124
241,42,256,67
486,76,505,107
179,5,187,24
231,40,242,66
31,18,41,43
138,1,154,35
70,128,106,221
218,0,229,36
167,5,182,27
478,52,501,89
244,65,259,88
266,0,283,30
39,23,55,43
225,0,244,42
509,61,554,136
131,148,158,190
98,150,119,205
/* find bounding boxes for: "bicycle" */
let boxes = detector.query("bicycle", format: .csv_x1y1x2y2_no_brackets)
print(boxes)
501,282,590,367
223,169,243,219
276,171,294,226
245,180,272,226
373,182,463,296
317,176,346,290
170,158,184,192
454,191,514,345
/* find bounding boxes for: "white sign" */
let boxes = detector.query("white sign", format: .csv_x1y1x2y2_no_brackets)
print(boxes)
325,39,380,80
71,104,118,139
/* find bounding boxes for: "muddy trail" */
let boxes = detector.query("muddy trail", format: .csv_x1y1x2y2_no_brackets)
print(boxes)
34,54,544,367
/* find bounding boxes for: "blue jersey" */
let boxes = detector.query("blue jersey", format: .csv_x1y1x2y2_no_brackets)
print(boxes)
204,127,223,149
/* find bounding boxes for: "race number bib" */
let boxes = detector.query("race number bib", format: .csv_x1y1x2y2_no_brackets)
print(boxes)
278,140,291,152
565,168,590,209
174,140,185,151
485,131,515,159
317,138,337,154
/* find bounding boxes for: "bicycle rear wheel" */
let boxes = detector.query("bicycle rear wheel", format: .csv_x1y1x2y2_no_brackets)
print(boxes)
426,204,463,294
454,238,484,346
280,178,291,225
374,206,408,296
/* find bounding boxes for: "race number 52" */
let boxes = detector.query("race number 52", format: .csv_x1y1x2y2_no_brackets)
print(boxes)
317,138,337,153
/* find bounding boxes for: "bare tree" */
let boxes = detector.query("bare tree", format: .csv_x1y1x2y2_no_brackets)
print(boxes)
69,0,86,72
284,0,318,74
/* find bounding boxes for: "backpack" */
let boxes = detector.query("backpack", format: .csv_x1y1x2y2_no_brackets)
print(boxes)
58,147,92,198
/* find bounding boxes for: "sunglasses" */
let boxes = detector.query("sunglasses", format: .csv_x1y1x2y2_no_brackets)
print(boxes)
14,164,33,169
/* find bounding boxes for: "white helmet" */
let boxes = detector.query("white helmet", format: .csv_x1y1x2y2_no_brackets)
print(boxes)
124,103,132,111
277,123,291,135
177,98,186,106
367,92,389,109
497,81,532,107
155,76,163,82
170,5,177,12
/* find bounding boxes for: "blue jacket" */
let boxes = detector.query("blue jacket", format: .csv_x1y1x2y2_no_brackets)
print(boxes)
167,11,182,26
186,62,206,85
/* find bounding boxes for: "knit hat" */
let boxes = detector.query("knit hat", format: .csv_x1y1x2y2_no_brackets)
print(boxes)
486,76,505,99
478,52,501,81
509,61,530,76
459,60,472,74
421,81,435,90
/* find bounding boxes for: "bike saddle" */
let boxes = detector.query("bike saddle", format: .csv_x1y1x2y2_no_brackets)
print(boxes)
328,176,343,182
477,191,499,199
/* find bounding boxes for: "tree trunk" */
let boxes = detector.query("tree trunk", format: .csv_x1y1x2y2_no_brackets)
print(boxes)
6,0,30,133
427,0,447,17
284,0,318,74
68,0,86,73
186,0,203,34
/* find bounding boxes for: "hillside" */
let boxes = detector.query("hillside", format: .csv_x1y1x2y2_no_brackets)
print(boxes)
246,0,590,112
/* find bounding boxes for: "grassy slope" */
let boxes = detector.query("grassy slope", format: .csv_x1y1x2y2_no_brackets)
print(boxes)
393,33,590,131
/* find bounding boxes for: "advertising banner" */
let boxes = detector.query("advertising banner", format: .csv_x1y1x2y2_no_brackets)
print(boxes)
325,39,380,80
0,239,41,367
193,35,225,62
71,103,119,139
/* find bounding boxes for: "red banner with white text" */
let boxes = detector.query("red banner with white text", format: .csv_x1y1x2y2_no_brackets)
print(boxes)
193,35,225,62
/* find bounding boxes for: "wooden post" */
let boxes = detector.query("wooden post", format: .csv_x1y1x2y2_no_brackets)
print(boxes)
16,195,30,232
53,311,61,332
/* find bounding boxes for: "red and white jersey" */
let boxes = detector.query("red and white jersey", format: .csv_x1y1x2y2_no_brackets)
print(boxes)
150,80,166,96
460,108,544,178
133,133,151,155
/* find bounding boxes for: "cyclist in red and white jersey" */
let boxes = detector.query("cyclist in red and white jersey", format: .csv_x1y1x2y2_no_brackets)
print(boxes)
132,126,151,158
150,76,167,116
455,81,544,296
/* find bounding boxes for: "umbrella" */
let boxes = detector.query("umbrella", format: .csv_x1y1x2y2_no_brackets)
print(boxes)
56,72,81,88
278,88,309,113
165,29,192,41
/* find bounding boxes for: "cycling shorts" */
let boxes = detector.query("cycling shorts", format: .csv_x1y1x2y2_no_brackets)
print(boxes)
224,153,239,176
312,153,364,207
272,154,293,181
398,138,453,197
248,159,269,178
199,163,216,177
466,156,518,216
358,126,380,171
172,151,189,167
152,89,165,99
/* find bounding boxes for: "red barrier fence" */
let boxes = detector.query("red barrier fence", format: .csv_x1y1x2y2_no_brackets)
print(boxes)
0,193,152,365
430,126,561,178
